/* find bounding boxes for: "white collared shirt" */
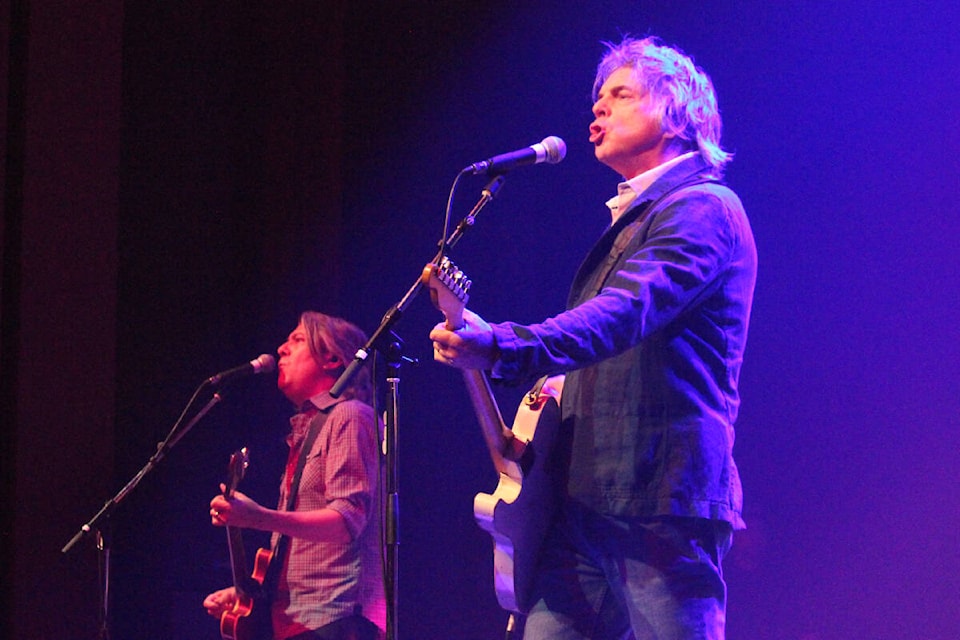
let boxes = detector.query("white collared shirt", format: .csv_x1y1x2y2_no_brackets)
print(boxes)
605,151,698,223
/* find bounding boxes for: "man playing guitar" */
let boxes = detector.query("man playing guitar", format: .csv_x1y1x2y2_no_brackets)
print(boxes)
203,312,385,640
430,35,756,640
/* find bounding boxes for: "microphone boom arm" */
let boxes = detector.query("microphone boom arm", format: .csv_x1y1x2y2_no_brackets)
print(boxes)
329,174,505,398
62,387,225,554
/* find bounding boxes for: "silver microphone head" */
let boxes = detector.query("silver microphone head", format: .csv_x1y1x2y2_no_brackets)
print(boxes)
252,353,276,373
540,136,567,164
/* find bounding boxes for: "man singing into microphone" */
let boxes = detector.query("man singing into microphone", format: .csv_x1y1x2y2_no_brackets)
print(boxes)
203,312,386,640
430,36,756,639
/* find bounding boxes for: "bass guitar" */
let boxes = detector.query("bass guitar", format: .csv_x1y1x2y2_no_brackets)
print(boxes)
422,257,565,614
220,448,272,640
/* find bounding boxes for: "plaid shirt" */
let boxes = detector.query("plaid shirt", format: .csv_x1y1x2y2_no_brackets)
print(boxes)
270,392,385,638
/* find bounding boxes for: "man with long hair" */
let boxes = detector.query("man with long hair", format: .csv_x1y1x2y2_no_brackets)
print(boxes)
204,312,385,640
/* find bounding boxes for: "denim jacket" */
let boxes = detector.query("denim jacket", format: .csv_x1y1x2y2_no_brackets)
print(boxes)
489,154,756,528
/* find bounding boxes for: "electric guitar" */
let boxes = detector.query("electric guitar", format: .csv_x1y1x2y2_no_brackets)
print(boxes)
422,257,565,614
220,448,273,640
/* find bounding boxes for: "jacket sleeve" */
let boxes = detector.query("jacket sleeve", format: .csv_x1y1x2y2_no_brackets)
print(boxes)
490,187,746,384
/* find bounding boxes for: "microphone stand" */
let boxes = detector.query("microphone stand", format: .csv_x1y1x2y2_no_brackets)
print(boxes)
330,173,506,640
62,383,225,639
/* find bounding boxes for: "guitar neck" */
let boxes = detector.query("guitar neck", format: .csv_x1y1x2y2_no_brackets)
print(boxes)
420,258,521,476
461,369,518,476
226,525,250,596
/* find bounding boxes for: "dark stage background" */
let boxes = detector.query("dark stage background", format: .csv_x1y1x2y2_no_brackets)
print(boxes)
3,1,959,639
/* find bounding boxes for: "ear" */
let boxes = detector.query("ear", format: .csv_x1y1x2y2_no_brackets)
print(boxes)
321,354,342,371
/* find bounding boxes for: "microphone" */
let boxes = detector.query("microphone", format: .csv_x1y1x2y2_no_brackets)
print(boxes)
465,136,567,175
206,354,276,386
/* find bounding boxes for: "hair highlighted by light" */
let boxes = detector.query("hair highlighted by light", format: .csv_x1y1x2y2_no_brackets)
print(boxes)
593,36,732,171
299,311,372,406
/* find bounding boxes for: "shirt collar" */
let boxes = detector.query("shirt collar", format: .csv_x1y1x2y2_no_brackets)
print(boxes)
287,390,340,444
605,151,698,223
301,390,340,413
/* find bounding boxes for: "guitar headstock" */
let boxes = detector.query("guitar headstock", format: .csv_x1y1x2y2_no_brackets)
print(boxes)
224,447,250,498
422,256,471,331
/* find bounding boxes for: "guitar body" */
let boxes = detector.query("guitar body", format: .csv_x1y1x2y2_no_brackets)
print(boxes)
220,548,273,640
473,376,564,614
423,258,566,614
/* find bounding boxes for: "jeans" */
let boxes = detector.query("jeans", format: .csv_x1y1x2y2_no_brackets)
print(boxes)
522,504,733,640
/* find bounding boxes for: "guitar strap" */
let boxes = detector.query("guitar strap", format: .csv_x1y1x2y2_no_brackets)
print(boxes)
260,407,331,597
